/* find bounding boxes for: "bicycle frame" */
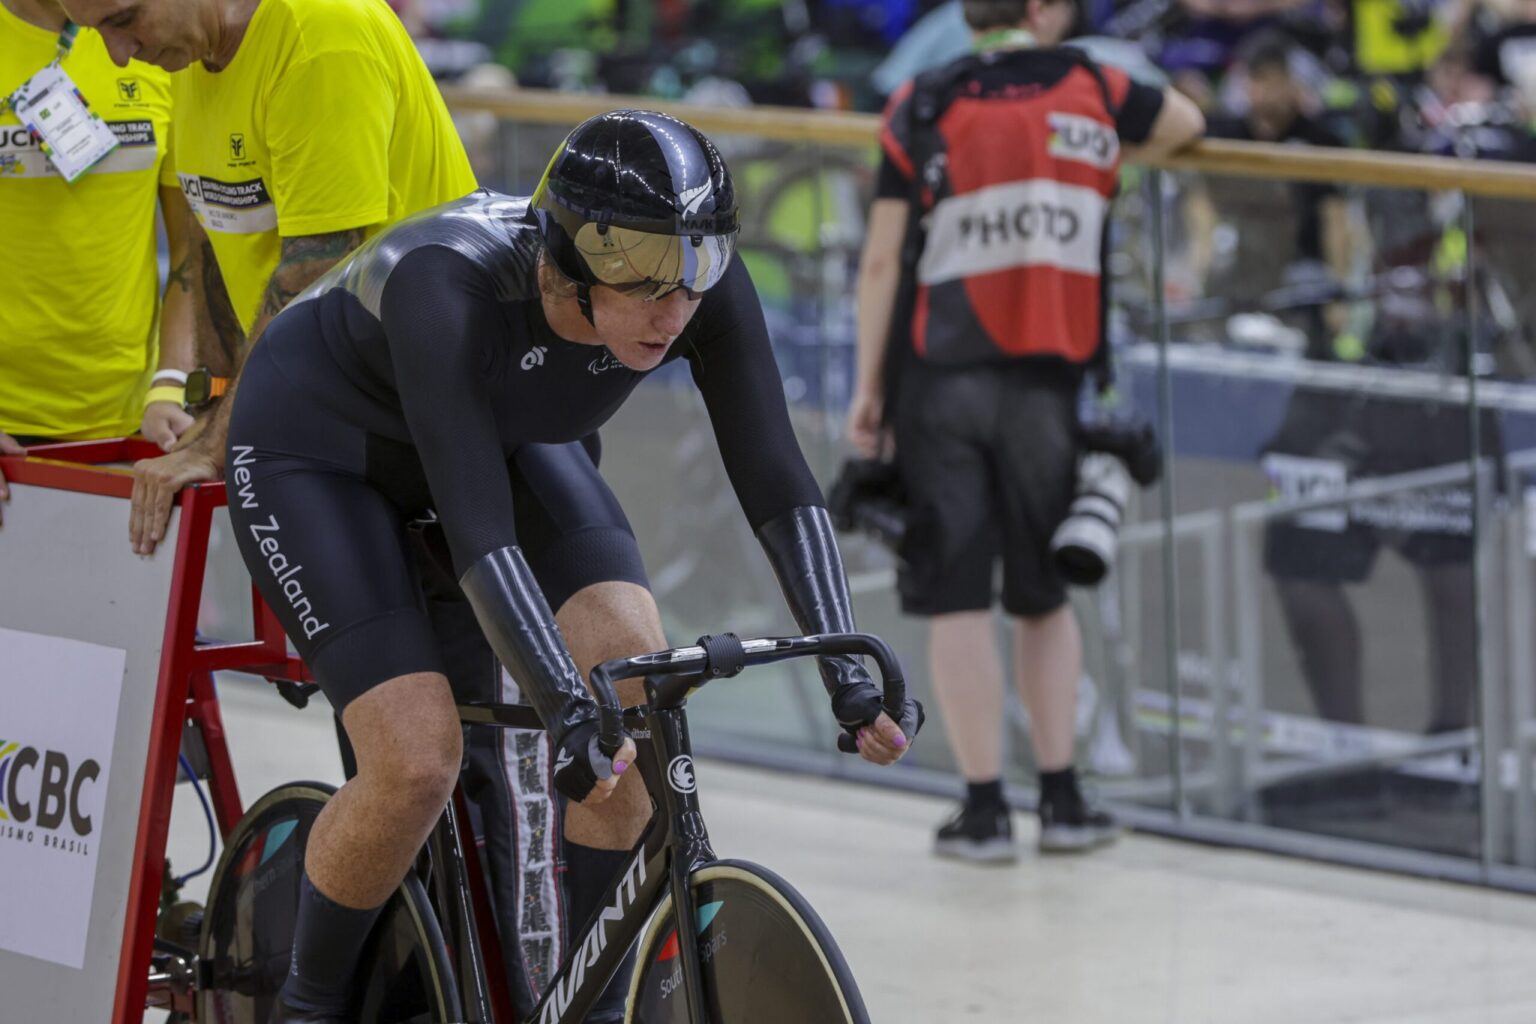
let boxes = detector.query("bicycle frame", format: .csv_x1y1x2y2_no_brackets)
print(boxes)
447,696,715,1024
440,631,905,1024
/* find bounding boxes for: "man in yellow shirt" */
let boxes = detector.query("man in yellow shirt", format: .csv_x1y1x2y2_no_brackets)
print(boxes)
0,0,179,524
61,0,476,553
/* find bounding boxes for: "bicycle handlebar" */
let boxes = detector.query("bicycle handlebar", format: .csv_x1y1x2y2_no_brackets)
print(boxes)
587,632,906,758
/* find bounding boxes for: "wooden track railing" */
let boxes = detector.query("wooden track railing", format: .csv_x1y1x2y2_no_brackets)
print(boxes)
440,85,1536,200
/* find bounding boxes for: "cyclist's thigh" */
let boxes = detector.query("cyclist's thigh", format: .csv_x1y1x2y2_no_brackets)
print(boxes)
227,364,442,712
509,440,649,613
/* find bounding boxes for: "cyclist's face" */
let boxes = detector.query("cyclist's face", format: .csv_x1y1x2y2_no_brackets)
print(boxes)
64,0,211,71
588,286,703,371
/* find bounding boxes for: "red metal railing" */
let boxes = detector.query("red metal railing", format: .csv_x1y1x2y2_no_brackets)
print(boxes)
0,440,309,1020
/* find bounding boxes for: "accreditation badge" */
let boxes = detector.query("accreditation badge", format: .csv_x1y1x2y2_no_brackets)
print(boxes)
9,64,118,183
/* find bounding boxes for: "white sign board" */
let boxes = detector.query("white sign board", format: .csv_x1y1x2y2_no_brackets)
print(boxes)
0,628,126,968
0,481,178,1020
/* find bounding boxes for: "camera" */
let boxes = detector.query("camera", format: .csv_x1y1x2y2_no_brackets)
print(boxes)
827,457,908,552
1050,420,1162,587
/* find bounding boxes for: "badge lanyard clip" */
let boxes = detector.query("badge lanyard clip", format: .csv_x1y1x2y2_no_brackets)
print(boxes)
4,22,120,183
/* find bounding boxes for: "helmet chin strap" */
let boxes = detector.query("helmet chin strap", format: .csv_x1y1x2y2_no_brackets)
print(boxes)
576,282,596,326
538,246,599,327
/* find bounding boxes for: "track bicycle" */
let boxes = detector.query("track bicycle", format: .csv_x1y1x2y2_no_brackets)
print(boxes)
194,630,910,1023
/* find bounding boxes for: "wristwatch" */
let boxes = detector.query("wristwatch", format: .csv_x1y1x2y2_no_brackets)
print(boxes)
185,368,231,409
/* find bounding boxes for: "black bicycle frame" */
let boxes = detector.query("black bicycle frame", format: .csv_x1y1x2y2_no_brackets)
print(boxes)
441,632,905,1024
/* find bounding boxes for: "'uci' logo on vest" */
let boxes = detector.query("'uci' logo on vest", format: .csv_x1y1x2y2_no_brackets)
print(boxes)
1046,113,1118,170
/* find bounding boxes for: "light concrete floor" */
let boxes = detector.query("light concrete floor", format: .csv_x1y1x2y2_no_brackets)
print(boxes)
156,679,1536,1024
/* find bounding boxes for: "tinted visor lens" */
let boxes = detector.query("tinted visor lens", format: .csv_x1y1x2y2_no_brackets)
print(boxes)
573,223,736,300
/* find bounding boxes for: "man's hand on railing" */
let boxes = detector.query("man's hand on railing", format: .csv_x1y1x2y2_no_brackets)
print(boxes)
130,430,223,555
0,431,25,528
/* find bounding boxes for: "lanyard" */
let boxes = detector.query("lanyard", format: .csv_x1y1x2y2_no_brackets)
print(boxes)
2,21,78,117
54,21,80,61
974,28,1036,52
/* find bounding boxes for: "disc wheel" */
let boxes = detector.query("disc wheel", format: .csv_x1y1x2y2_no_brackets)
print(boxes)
625,859,869,1024
196,782,460,1023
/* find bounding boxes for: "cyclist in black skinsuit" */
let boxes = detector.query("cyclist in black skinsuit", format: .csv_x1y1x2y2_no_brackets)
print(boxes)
230,110,923,1024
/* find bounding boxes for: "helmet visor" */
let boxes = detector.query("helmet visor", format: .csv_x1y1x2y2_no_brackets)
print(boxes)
573,222,736,300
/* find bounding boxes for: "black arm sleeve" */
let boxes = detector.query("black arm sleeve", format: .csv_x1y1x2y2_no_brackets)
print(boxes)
380,245,597,740
380,244,519,572
687,261,884,716
686,259,825,529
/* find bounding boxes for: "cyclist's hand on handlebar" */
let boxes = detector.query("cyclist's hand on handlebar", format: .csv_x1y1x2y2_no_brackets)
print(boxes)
553,720,637,805
130,439,223,555
830,675,925,766
0,430,25,527
853,711,911,765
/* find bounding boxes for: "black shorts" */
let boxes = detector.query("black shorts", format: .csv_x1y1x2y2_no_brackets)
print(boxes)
893,360,1080,617
225,342,648,711
1261,387,1498,582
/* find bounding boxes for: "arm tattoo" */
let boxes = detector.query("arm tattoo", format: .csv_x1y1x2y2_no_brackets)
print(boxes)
258,228,366,321
167,255,193,294
201,237,245,372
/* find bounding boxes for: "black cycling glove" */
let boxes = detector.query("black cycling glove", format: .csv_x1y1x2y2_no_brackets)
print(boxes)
460,545,619,802
757,505,924,748
551,719,621,803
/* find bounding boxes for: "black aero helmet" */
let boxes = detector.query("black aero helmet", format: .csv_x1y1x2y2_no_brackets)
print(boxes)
532,110,738,315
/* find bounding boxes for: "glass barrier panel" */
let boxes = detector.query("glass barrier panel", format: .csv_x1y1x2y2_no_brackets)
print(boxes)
1467,193,1536,880
1162,173,1484,862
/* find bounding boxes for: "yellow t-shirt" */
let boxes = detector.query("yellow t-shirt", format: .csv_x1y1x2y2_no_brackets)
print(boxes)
1354,0,1448,76
0,12,172,439
172,0,476,333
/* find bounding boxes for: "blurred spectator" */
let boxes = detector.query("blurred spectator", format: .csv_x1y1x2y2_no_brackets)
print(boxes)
872,1,972,96
1160,0,1314,79
1343,0,1449,77
1191,32,1353,354
1473,0,1536,94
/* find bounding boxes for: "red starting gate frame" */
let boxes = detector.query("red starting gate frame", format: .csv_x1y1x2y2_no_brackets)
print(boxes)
0,439,310,1021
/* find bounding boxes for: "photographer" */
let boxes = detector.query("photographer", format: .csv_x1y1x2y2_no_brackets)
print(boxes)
849,0,1203,860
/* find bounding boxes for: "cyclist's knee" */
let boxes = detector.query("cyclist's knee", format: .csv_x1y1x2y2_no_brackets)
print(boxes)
341,671,463,808
387,746,461,810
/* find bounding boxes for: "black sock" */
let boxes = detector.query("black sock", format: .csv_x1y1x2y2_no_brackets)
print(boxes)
280,871,387,1013
564,842,637,1024
1039,767,1079,803
965,778,1005,810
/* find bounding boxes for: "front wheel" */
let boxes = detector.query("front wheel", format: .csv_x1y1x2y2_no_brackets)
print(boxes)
196,782,460,1023
625,859,870,1024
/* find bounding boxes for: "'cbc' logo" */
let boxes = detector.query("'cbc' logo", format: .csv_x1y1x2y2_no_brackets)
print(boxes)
667,755,696,794
0,740,100,836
